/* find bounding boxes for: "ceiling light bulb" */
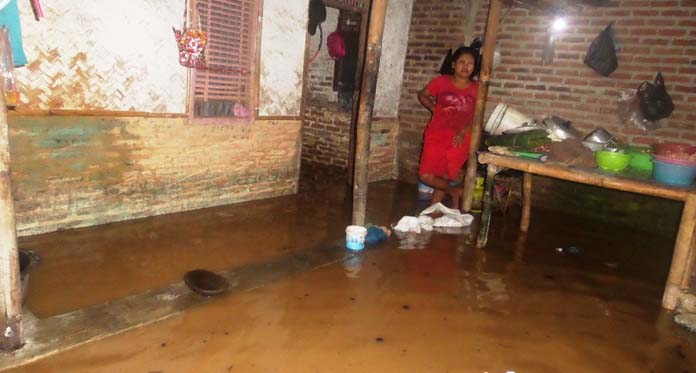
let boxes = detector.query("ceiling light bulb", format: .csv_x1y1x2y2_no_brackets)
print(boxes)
551,17,567,32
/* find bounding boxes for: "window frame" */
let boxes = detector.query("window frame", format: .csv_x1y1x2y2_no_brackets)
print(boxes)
187,0,262,125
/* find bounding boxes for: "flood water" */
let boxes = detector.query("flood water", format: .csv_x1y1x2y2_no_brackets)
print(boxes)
5,168,696,372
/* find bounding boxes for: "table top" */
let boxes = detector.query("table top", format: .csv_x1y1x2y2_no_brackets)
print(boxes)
478,152,695,202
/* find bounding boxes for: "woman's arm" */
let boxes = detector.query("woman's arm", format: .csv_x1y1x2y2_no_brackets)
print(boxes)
418,87,436,113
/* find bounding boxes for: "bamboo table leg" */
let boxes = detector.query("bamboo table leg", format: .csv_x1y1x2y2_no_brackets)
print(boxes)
477,165,500,248
520,172,532,232
663,193,696,310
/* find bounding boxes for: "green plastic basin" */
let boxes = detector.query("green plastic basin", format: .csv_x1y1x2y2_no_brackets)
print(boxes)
596,150,632,172
628,152,653,172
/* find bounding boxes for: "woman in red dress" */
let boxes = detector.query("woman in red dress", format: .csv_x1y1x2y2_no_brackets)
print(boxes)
417,47,479,208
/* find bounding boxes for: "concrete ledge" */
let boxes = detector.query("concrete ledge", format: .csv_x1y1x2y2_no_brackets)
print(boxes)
0,243,350,370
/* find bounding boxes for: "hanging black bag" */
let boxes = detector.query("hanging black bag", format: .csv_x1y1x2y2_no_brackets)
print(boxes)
637,72,675,121
584,23,618,77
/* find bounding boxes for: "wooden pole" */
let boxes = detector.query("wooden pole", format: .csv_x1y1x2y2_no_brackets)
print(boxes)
0,93,22,351
462,0,502,212
520,172,532,232
351,0,387,226
346,0,372,188
663,194,696,310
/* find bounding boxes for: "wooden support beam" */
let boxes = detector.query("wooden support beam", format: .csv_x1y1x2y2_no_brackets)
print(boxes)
351,0,387,226
346,0,372,187
0,95,22,351
663,194,696,310
462,0,502,212
520,172,532,232
9,109,187,118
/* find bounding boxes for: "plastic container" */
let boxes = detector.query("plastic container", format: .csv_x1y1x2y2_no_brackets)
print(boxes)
654,154,696,167
628,152,653,172
596,150,632,172
653,159,696,186
345,225,368,251
484,103,533,135
653,142,696,157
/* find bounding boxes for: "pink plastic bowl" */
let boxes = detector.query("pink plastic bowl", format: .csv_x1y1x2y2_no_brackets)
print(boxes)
653,142,696,157
654,154,696,167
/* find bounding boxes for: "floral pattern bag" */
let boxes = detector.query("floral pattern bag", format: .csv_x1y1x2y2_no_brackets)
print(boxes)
172,0,207,69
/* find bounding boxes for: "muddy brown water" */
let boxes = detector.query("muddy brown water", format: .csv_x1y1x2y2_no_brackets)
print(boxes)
6,171,696,372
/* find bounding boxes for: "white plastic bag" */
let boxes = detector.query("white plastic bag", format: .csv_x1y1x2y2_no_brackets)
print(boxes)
617,89,660,132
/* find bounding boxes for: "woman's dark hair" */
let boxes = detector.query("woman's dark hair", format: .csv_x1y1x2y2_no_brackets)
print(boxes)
438,39,482,78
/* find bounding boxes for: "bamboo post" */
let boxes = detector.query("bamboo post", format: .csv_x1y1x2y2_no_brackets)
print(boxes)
520,172,532,232
0,93,22,351
346,1,371,188
663,194,696,310
351,0,387,226
462,0,502,212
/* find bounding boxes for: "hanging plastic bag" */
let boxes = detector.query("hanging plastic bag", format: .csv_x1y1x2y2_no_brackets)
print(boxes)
584,23,618,77
637,72,675,121
172,0,207,69
617,89,659,132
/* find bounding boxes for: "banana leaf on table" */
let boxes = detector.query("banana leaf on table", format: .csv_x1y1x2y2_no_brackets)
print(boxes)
484,130,551,151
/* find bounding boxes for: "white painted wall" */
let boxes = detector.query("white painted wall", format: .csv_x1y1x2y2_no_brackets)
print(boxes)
375,0,414,118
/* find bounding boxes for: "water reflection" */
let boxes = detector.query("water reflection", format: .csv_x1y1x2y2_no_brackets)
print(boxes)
343,253,363,279
393,230,433,250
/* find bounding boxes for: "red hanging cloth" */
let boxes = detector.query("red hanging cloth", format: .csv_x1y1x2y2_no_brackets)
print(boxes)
30,0,43,21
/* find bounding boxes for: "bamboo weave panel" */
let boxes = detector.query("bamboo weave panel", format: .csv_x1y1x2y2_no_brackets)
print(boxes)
13,0,187,113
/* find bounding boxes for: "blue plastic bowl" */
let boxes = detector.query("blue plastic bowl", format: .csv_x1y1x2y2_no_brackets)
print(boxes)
654,159,696,186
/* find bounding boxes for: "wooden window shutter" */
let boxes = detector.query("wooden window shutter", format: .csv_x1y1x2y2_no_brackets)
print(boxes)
192,0,257,120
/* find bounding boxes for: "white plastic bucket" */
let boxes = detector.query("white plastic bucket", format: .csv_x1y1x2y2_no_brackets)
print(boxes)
484,103,533,135
345,225,368,251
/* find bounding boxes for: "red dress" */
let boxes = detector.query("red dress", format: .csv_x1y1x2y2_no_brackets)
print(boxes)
418,75,478,180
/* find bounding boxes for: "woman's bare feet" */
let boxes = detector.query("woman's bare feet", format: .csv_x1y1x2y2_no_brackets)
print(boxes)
448,187,462,210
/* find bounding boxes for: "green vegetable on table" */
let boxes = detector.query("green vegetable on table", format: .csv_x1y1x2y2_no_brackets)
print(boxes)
485,130,551,151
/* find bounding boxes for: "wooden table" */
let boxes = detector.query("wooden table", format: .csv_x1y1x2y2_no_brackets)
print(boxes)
476,152,696,310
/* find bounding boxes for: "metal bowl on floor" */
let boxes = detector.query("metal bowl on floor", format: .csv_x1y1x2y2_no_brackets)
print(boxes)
184,269,230,297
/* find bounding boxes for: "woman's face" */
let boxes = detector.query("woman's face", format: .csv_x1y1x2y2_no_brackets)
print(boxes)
452,53,475,80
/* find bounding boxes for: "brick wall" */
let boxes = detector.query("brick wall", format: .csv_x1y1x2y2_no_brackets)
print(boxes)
474,0,696,147
302,98,398,182
397,0,477,183
398,0,696,183
9,116,301,236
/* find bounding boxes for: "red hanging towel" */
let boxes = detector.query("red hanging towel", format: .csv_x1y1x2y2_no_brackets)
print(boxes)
30,0,43,21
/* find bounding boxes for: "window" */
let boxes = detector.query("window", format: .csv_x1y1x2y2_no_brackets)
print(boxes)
191,0,259,123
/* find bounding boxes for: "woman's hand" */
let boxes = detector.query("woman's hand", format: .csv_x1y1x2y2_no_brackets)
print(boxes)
452,134,464,147
417,88,436,113
452,128,471,147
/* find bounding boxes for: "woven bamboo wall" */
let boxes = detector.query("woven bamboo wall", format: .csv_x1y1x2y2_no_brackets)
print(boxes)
258,0,307,117
14,0,187,113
